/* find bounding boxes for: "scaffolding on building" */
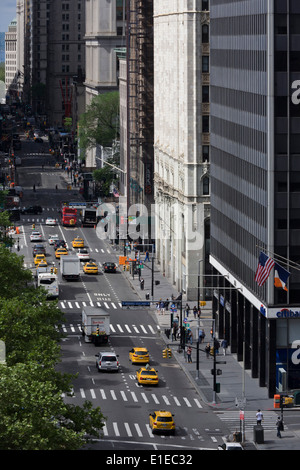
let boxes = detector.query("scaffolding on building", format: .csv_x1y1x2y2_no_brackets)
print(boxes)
126,0,154,208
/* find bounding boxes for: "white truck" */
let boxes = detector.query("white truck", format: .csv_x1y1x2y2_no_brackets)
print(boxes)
60,255,80,281
37,271,59,298
81,307,110,345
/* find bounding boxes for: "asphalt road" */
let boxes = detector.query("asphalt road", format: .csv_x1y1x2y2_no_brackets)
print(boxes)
13,137,239,452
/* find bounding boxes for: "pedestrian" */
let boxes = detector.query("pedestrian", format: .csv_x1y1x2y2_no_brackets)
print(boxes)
55,184,58,191
33,184,36,192
160,300,165,315
256,409,263,425
165,299,169,311
221,338,228,355
199,329,205,343
214,338,220,354
205,343,211,359
197,307,201,319
187,329,193,345
276,416,283,438
140,278,144,290
185,303,190,317
193,306,197,318
172,322,178,341
186,345,192,363
144,250,150,262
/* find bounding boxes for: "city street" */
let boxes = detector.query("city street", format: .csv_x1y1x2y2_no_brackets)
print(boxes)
12,136,230,451
11,135,300,452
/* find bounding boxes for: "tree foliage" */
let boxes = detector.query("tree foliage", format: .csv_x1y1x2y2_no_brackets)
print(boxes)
0,247,106,449
78,91,120,157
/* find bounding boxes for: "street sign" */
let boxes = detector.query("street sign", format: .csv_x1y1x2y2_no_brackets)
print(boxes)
122,301,151,308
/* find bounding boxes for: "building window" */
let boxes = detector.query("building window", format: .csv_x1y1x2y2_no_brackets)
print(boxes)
202,115,209,133
202,145,210,162
203,177,210,195
202,85,209,103
202,24,209,43
202,56,209,73
202,0,209,10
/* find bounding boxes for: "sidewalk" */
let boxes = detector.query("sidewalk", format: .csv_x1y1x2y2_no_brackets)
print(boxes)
114,249,300,450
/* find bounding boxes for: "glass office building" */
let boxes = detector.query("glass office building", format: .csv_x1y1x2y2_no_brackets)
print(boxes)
210,0,300,396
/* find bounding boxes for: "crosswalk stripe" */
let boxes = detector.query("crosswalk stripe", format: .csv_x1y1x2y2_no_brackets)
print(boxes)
100,389,106,400
152,393,159,404
134,423,143,437
110,390,117,401
124,422,132,437
131,391,138,402
125,324,132,333
146,424,155,438
117,324,123,333
90,389,96,399
162,395,170,405
173,396,181,406
113,422,120,437
141,392,149,403
183,397,192,407
120,391,128,402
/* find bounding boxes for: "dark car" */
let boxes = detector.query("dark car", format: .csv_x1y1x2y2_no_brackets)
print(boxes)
34,137,43,143
54,239,66,250
103,262,117,273
21,205,43,215
32,244,46,256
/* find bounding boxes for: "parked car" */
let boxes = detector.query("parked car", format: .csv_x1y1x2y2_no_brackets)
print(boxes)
95,352,119,372
102,262,117,273
21,205,43,215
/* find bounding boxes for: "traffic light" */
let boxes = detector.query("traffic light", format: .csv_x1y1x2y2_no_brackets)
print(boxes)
167,347,172,358
162,348,168,359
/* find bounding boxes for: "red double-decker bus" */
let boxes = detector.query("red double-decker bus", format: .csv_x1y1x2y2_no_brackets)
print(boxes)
61,205,77,226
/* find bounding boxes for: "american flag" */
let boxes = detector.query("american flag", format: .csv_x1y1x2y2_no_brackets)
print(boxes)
255,252,275,286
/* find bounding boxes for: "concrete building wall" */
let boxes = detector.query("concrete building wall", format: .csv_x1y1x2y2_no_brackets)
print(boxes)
153,0,209,300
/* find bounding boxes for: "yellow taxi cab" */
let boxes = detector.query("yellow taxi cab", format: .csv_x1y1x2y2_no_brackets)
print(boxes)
34,254,47,266
55,247,69,259
36,260,48,268
129,347,150,364
149,411,175,435
136,365,158,386
72,237,84,248
83,262,98,274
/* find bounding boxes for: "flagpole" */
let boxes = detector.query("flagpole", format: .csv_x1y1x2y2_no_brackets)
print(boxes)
256,246,300,272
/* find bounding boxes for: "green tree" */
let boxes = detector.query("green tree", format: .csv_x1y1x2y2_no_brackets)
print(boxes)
0,363,105,450
0,249,106,449
78,91,119,158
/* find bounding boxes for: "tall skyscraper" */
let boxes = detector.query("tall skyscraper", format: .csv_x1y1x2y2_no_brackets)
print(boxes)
210,1,300,396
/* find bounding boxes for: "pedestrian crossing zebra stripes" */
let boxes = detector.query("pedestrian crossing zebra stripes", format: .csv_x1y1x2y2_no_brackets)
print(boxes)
59,300,122,310
216,410,282,433
60,321,157,336
62,387,202,410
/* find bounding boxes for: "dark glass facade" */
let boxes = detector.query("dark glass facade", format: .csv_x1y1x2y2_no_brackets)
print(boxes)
210,0,300,395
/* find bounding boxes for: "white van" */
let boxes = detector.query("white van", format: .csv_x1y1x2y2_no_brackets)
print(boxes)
37,272,59,298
